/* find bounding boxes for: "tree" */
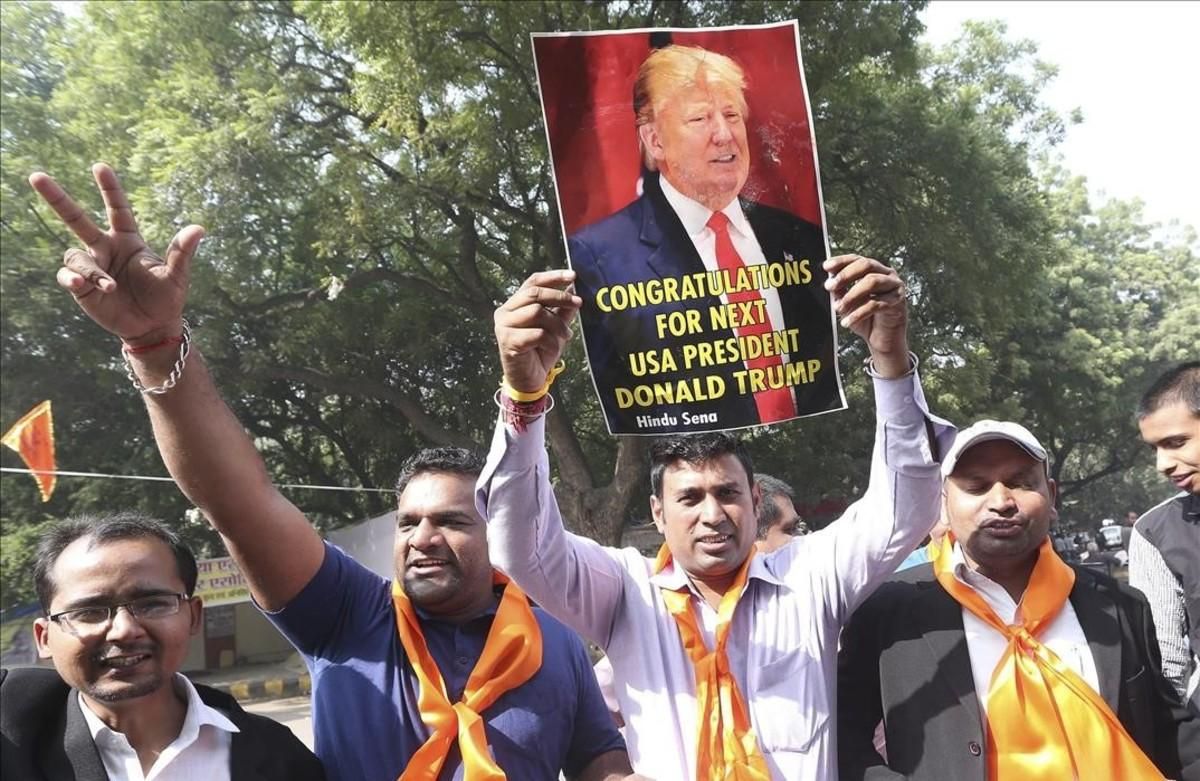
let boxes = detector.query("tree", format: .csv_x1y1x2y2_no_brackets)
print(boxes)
3,1,1194,619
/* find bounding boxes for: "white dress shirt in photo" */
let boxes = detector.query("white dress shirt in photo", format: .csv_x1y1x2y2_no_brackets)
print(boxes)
658,176,792,365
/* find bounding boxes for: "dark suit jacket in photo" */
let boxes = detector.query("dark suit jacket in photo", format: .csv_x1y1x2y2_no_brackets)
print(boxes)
568,171,840,434
837,563,1200,781
0,666,325,781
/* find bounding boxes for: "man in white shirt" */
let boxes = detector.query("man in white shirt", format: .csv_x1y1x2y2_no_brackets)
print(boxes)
837,420,1200,781
1,513,322,781
567,44,838,433
481,255,953,779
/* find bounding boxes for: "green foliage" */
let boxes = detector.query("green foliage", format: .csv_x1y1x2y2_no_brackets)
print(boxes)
2,0,1195,610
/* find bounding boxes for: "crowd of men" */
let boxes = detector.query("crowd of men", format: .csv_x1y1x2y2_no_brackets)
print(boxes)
3,42,1199,781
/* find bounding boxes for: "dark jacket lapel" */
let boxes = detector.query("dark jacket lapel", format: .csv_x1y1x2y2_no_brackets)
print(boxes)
60,692,109,781
1068,572,1122,710
194,686,267,781
915,579,986,732
227,723,269,781
640,172,708,282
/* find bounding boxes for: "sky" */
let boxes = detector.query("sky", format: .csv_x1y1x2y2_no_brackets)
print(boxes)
921,1,1200,230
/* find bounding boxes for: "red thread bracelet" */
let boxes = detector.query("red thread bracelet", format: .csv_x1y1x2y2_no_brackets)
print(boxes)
122,334,185,355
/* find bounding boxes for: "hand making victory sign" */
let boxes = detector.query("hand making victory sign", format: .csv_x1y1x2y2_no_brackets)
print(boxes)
29,163,204,348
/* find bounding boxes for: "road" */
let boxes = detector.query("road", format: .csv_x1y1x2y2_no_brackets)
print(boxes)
246,695,313,750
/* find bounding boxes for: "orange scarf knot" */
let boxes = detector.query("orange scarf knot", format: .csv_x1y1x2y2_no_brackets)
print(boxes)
655,544,771,781
392,571,543,781
932,535,1163,781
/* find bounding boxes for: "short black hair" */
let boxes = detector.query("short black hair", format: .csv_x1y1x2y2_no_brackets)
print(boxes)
649,432,754,498
33,513,199,613
395,447,485,498
754,474,795,538
1137,362,1200,419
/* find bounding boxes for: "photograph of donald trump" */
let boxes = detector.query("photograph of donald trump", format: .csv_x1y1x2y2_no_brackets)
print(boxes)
546,33,842,434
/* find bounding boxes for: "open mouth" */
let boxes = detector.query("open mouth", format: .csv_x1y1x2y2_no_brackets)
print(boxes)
96,653,152,670
696,533,734,550
408,558,451,575
711,154,737,164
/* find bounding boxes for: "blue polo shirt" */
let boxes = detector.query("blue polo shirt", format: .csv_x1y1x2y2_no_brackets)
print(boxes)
265,542,624,781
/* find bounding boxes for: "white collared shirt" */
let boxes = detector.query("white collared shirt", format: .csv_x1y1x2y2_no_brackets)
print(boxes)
79,673,238,781
479,370,952,780
658,176,791,362
949,542,1100,717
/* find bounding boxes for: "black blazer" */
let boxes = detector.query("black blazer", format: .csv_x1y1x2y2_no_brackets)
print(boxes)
1,666,325,781
837,563,1200,781
568,171,839,434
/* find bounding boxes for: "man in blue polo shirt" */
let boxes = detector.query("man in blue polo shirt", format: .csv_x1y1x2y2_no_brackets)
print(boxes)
32,163,633,781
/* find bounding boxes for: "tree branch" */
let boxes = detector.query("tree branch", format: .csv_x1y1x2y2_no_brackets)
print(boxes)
254,365,476,449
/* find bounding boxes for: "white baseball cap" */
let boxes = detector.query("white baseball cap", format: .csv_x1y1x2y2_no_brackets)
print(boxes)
941,420,1048,478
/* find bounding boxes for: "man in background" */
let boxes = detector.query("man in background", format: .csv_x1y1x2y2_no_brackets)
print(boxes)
754,474,808,551
1131,361,1200,709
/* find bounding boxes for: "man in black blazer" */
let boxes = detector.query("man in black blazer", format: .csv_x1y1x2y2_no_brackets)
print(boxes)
1,513,323,781
567,44,839,434
837,420,1200,781
0,666,322,781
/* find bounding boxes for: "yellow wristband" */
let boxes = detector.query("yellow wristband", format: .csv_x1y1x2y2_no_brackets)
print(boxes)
501,360,566,403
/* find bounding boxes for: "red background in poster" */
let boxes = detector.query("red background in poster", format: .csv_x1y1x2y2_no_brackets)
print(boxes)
534,25,822,237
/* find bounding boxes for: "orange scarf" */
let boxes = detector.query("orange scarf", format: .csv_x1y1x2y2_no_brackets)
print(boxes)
655,545,770,780
391,572,542,781
932,535,1163,781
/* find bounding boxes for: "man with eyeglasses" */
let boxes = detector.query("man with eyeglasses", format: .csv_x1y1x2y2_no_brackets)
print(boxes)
1,512,324,781
753,474,809,552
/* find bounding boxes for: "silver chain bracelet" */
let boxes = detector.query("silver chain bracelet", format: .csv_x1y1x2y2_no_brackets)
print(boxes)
123,319,192,395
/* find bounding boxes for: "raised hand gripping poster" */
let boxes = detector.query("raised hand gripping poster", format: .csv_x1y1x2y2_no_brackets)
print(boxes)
533,21,847,435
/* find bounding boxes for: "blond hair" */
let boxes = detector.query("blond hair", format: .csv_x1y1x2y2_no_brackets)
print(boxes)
632,45,748,170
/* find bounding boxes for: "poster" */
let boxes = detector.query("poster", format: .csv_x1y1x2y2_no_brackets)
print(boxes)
533,22,847,435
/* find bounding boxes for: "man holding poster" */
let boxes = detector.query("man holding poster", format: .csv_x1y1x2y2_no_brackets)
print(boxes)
481,253,953,779
538,32,843,434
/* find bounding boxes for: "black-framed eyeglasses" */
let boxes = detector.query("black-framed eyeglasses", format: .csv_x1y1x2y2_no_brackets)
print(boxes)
48,593,191,637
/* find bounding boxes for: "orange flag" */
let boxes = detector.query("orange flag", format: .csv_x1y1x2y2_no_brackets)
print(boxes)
2,401,56,502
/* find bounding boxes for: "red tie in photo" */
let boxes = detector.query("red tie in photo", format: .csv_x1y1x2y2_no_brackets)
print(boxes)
707,212,797,423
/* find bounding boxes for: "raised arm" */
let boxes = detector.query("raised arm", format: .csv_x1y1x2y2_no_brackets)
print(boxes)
30,164,324,610
477,270,630,647
770,255,953,620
